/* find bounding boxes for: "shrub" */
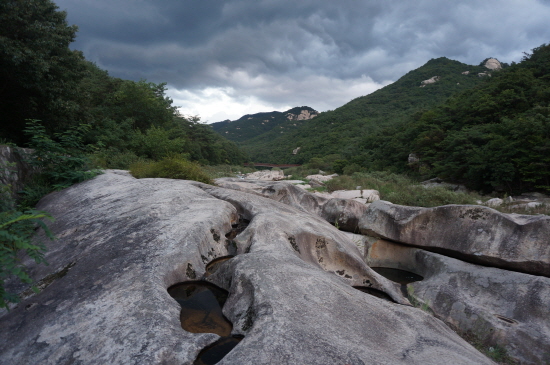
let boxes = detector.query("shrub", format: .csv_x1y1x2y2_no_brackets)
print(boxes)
0,209,54,309
90,148,150,170
20,120,102,208
130,155,213,184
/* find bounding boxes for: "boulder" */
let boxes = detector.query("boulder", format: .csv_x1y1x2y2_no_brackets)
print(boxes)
215,179,371,233
0,145,36,199
364,238,550,365
420,76,440,87
484,198,503,207
0,171,493,364
484,58,502,70
331,189,380,202
360,200,550,277
319,198,368,232
305,173,337,184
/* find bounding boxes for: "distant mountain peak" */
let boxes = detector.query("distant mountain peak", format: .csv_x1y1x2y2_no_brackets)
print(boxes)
285,108,318,121
484,58,502,70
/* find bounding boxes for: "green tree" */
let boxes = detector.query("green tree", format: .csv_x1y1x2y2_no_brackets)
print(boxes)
0,0,86,144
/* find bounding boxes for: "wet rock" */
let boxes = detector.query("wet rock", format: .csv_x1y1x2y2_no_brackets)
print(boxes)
364,238,550,365
0,172,493,364
360,200,550,277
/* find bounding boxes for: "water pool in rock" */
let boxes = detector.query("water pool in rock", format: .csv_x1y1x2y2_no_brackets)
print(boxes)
371,267,423,285
167,281,232,337
193,335,244,365
168,280,245,363
353,286,395,302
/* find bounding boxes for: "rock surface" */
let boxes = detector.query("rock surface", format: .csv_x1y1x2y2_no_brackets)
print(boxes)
0,145,36,199
360,200,550,277
331,189,380,202
214,179,368,232
364,238,550,365
245,169,284,180
484,58,502,70
420,76,440,87
0,171,493,364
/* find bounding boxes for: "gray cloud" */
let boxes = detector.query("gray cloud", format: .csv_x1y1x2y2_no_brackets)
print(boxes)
55,0,550,120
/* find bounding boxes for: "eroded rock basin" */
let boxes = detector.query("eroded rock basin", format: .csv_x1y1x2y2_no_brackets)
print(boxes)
168,282,232,337
168,280,243,365
371,267,424,285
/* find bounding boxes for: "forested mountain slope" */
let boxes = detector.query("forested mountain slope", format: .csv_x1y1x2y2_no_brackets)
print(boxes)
226,57,491,164
362,43,550,194
211,106,318,143
0,0,247,166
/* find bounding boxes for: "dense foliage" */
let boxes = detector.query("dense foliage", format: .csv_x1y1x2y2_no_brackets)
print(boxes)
0,0,248,167
0,0,85,145
360,44,550,194
130,155,213,184
0,209,54,308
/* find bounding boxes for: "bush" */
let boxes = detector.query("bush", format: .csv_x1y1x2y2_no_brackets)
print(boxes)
0,209,54,309
130,155,213,184
90,148,150,170
20,120,102,208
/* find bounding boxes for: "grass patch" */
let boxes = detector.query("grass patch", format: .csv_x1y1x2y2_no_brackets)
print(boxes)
326,171,482,207
202,164,256,179
129,155,213,184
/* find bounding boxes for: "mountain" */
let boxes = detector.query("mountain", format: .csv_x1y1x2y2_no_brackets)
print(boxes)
212,57,492,164
210,106,318,143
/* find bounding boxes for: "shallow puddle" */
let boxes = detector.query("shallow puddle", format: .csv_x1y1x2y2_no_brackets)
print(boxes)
168,280,244,363
371,267,423,285
168,282,232,337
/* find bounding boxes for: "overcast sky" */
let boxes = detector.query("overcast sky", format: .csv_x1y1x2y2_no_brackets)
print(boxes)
55,0,550,123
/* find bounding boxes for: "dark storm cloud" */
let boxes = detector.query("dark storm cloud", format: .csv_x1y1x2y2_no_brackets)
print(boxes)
54,0,550,119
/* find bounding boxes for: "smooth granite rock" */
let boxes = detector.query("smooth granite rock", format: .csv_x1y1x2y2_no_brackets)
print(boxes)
364,238,550,365
0,172,493,364
360,200,550,277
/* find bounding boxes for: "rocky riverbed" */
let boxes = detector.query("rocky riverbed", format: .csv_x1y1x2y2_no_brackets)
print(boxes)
1,171,549,364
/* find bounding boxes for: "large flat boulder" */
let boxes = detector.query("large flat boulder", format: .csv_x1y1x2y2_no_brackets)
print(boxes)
0,171,492,364
360,200,550,277
215,178,368,232
364,238,550,365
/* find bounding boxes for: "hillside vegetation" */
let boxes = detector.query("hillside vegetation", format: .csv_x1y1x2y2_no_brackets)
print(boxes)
222,57,491,163
211,106,318,143
358,44,550,194
214,45,549,195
